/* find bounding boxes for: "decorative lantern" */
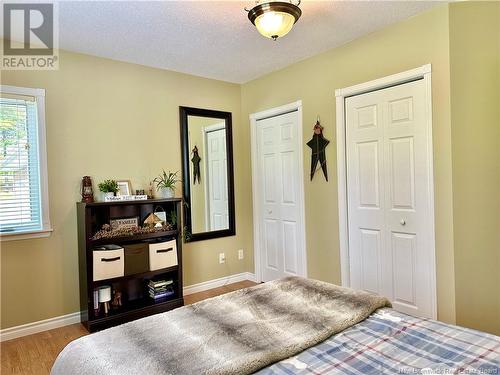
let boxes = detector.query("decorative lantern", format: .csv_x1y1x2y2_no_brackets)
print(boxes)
81,176,94,203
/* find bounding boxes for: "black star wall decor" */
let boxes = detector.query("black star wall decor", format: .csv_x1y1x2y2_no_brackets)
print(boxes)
191,146,201,184
306,117,330,181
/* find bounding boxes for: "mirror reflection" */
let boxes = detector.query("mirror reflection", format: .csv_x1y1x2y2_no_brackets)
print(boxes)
187,115,229,233
180,107,235,242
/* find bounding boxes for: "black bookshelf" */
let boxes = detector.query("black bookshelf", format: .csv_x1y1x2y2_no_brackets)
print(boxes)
77,198,184,332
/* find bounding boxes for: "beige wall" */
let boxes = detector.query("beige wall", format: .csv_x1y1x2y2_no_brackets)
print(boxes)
241,4,457,324
449,2,500,335
0,49,253,329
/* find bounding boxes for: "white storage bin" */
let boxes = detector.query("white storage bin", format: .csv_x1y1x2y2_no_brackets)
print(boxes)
93,247,124,281
149,240,178,271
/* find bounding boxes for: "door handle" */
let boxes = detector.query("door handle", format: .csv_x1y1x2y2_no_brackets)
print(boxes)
400,219,406,226
267,209,273,214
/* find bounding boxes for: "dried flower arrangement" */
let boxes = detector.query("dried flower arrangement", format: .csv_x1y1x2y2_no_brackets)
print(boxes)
91,222,174,241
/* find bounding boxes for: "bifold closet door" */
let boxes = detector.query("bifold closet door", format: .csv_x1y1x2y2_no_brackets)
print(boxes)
256,111,303,282
345,79,435,318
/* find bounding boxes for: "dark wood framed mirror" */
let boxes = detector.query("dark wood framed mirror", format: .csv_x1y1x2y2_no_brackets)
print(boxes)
179,107,236,242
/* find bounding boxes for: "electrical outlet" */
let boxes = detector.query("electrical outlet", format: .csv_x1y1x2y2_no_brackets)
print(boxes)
219,253,226,264
238,249,244,260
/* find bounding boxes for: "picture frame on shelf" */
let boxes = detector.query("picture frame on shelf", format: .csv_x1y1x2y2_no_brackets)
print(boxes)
154,206,167,225
116,180,132,196
109,216,139,230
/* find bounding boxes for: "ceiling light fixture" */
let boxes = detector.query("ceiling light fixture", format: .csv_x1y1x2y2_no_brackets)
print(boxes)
246,1,302,41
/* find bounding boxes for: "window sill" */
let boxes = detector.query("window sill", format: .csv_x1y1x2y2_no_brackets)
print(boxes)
0,228,53,242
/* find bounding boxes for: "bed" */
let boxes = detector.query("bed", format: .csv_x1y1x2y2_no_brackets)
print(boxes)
259,308,500,374
52,277,500,375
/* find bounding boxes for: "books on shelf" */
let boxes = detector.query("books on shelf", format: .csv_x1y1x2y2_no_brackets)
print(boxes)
150,291,174,300
148,279,174,300
149,280,172,288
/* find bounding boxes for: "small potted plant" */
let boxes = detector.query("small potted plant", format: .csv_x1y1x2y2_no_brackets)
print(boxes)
153,170,180,199
98,179,119,200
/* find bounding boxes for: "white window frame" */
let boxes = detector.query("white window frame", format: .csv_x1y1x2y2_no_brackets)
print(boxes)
0,85,52,241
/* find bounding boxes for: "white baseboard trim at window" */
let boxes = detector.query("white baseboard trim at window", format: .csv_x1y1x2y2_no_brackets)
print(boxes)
0,272,257,342
0,312,81,342
183,272,257,295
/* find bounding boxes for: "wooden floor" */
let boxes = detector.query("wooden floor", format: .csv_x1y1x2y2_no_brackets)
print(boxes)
0,280,257,375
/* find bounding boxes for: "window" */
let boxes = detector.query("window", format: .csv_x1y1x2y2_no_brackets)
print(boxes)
0,85,51,240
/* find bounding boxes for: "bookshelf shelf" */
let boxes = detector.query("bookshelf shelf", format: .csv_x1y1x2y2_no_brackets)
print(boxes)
83,198,182,207
77,199,184,332
89,229,179,246
91,265,179,287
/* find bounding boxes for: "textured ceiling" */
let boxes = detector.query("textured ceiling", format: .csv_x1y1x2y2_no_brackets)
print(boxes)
5,1,442,83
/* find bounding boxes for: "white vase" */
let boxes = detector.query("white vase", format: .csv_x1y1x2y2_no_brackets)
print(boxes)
158,187,174,199
102,192,115,201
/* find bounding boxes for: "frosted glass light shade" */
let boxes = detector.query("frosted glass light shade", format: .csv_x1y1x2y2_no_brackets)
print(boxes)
254,11,295,40
248,1,302,41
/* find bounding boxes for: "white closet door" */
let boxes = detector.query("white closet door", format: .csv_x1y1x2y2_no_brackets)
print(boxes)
206,128,228,230
346,79,435,318
256,111,303,282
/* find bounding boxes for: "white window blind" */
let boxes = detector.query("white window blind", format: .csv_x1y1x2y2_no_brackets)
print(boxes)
0,86,51,239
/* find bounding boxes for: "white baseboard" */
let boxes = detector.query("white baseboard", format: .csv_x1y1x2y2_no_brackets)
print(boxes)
0,272,256,342
183,272,257,295
0,312,81,342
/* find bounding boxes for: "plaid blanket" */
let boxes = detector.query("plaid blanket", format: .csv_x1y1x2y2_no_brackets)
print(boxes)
258,308,500,375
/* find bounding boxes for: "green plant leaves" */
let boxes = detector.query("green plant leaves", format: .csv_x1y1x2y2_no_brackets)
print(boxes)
98,179,118,193
153,170,180,191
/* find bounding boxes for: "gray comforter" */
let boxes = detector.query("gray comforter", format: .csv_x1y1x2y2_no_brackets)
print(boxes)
51,276,390,375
